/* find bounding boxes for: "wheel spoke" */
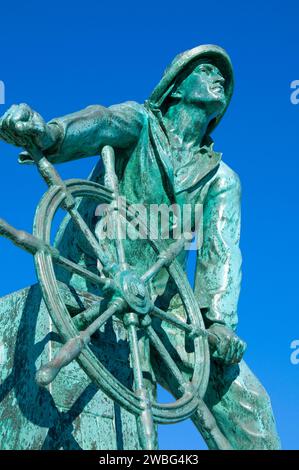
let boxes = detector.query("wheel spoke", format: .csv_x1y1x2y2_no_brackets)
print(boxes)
53,252,115,291
124,314,144,390
72,299,108,330
25,142,70,188
151,305,193,334
141,238,185,284
150,305,212,343
36,297,126,386
12,144,117,274
123,312,156,450
113,211,127,270
146,325,189,395
82,297,125,339
0,217,54,255
0,217,111,292
0,218,114,290
101,146,127,271
67,206,117,274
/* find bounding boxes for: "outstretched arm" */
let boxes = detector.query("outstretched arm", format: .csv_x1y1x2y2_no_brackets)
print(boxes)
0,101,145,164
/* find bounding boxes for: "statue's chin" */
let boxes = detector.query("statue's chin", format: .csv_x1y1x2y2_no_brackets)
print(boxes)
194,98,226,119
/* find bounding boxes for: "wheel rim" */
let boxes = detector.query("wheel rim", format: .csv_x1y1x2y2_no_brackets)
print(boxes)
33,178,210,424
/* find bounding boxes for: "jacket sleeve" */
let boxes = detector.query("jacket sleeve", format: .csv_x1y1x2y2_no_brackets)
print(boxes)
19,101,145,164
194,162,242,331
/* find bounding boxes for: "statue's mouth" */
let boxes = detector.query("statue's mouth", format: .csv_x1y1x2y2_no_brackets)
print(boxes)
210,83,224,94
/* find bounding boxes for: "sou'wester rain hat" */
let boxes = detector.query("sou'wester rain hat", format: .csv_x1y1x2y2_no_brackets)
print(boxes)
147,44,234,134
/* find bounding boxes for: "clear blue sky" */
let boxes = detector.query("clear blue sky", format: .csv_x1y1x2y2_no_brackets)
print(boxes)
0,0,298,450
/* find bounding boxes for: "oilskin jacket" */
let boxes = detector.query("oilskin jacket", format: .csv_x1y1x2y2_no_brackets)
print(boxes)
22,100,241,332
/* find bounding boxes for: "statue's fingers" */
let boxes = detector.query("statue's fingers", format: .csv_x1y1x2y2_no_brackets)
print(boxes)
8,106,32,136
233,338,245,362
224,338,238,364
0,120,5,135
1,125,18,144
1,105,20,131
236,340,247,362
0,122,12,142
1,105,16,123
31,114,45,135
0,110,25,146
229,339,245,364
2,104,31,134
12,122,35,147
0,118,12,143
0,127,9,143
213,338,229,362
18,103,32,115
0,113,11,132
10,104,31,127
1,122,28,147
15,121,31,134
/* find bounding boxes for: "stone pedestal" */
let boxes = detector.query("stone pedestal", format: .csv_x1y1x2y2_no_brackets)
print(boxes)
0,284,141,450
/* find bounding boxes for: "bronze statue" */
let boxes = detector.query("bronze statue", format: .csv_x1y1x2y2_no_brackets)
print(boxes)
0,44,281,450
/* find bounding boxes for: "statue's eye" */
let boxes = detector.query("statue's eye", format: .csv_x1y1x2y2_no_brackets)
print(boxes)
198,65,211,74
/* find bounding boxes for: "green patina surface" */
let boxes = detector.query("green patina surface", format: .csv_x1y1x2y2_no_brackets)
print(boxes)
0,44,281,450
0,283,140,449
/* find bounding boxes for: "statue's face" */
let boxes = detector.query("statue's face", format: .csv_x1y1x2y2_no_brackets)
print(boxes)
175,63,227,115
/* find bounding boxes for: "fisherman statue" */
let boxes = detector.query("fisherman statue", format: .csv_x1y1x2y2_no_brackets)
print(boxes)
0,44,281,450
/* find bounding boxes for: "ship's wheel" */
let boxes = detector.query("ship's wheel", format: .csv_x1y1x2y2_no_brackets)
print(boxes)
0,142,230,450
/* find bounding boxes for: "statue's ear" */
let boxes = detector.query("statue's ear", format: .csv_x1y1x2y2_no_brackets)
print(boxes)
155,81,180,108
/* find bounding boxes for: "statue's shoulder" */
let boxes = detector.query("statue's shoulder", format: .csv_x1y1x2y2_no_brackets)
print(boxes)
210,161,241,194
108,100,147,127
109,100,146,115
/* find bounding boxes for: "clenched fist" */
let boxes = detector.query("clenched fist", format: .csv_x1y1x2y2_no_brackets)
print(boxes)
0,103,58,151
208,323,247,365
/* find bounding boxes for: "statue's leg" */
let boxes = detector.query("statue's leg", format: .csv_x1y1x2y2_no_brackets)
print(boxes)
152,341,280,450
191,359,281,450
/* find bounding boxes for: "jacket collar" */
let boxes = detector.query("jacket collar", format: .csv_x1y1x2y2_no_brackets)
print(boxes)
144,102,222,195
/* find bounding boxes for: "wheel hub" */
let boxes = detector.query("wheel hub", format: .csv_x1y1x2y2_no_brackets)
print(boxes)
116,270,152,314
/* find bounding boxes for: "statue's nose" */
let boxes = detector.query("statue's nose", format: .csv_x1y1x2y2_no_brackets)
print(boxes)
214,75,225,84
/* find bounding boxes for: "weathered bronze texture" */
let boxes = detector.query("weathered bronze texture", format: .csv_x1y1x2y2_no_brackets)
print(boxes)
0,44,281,450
